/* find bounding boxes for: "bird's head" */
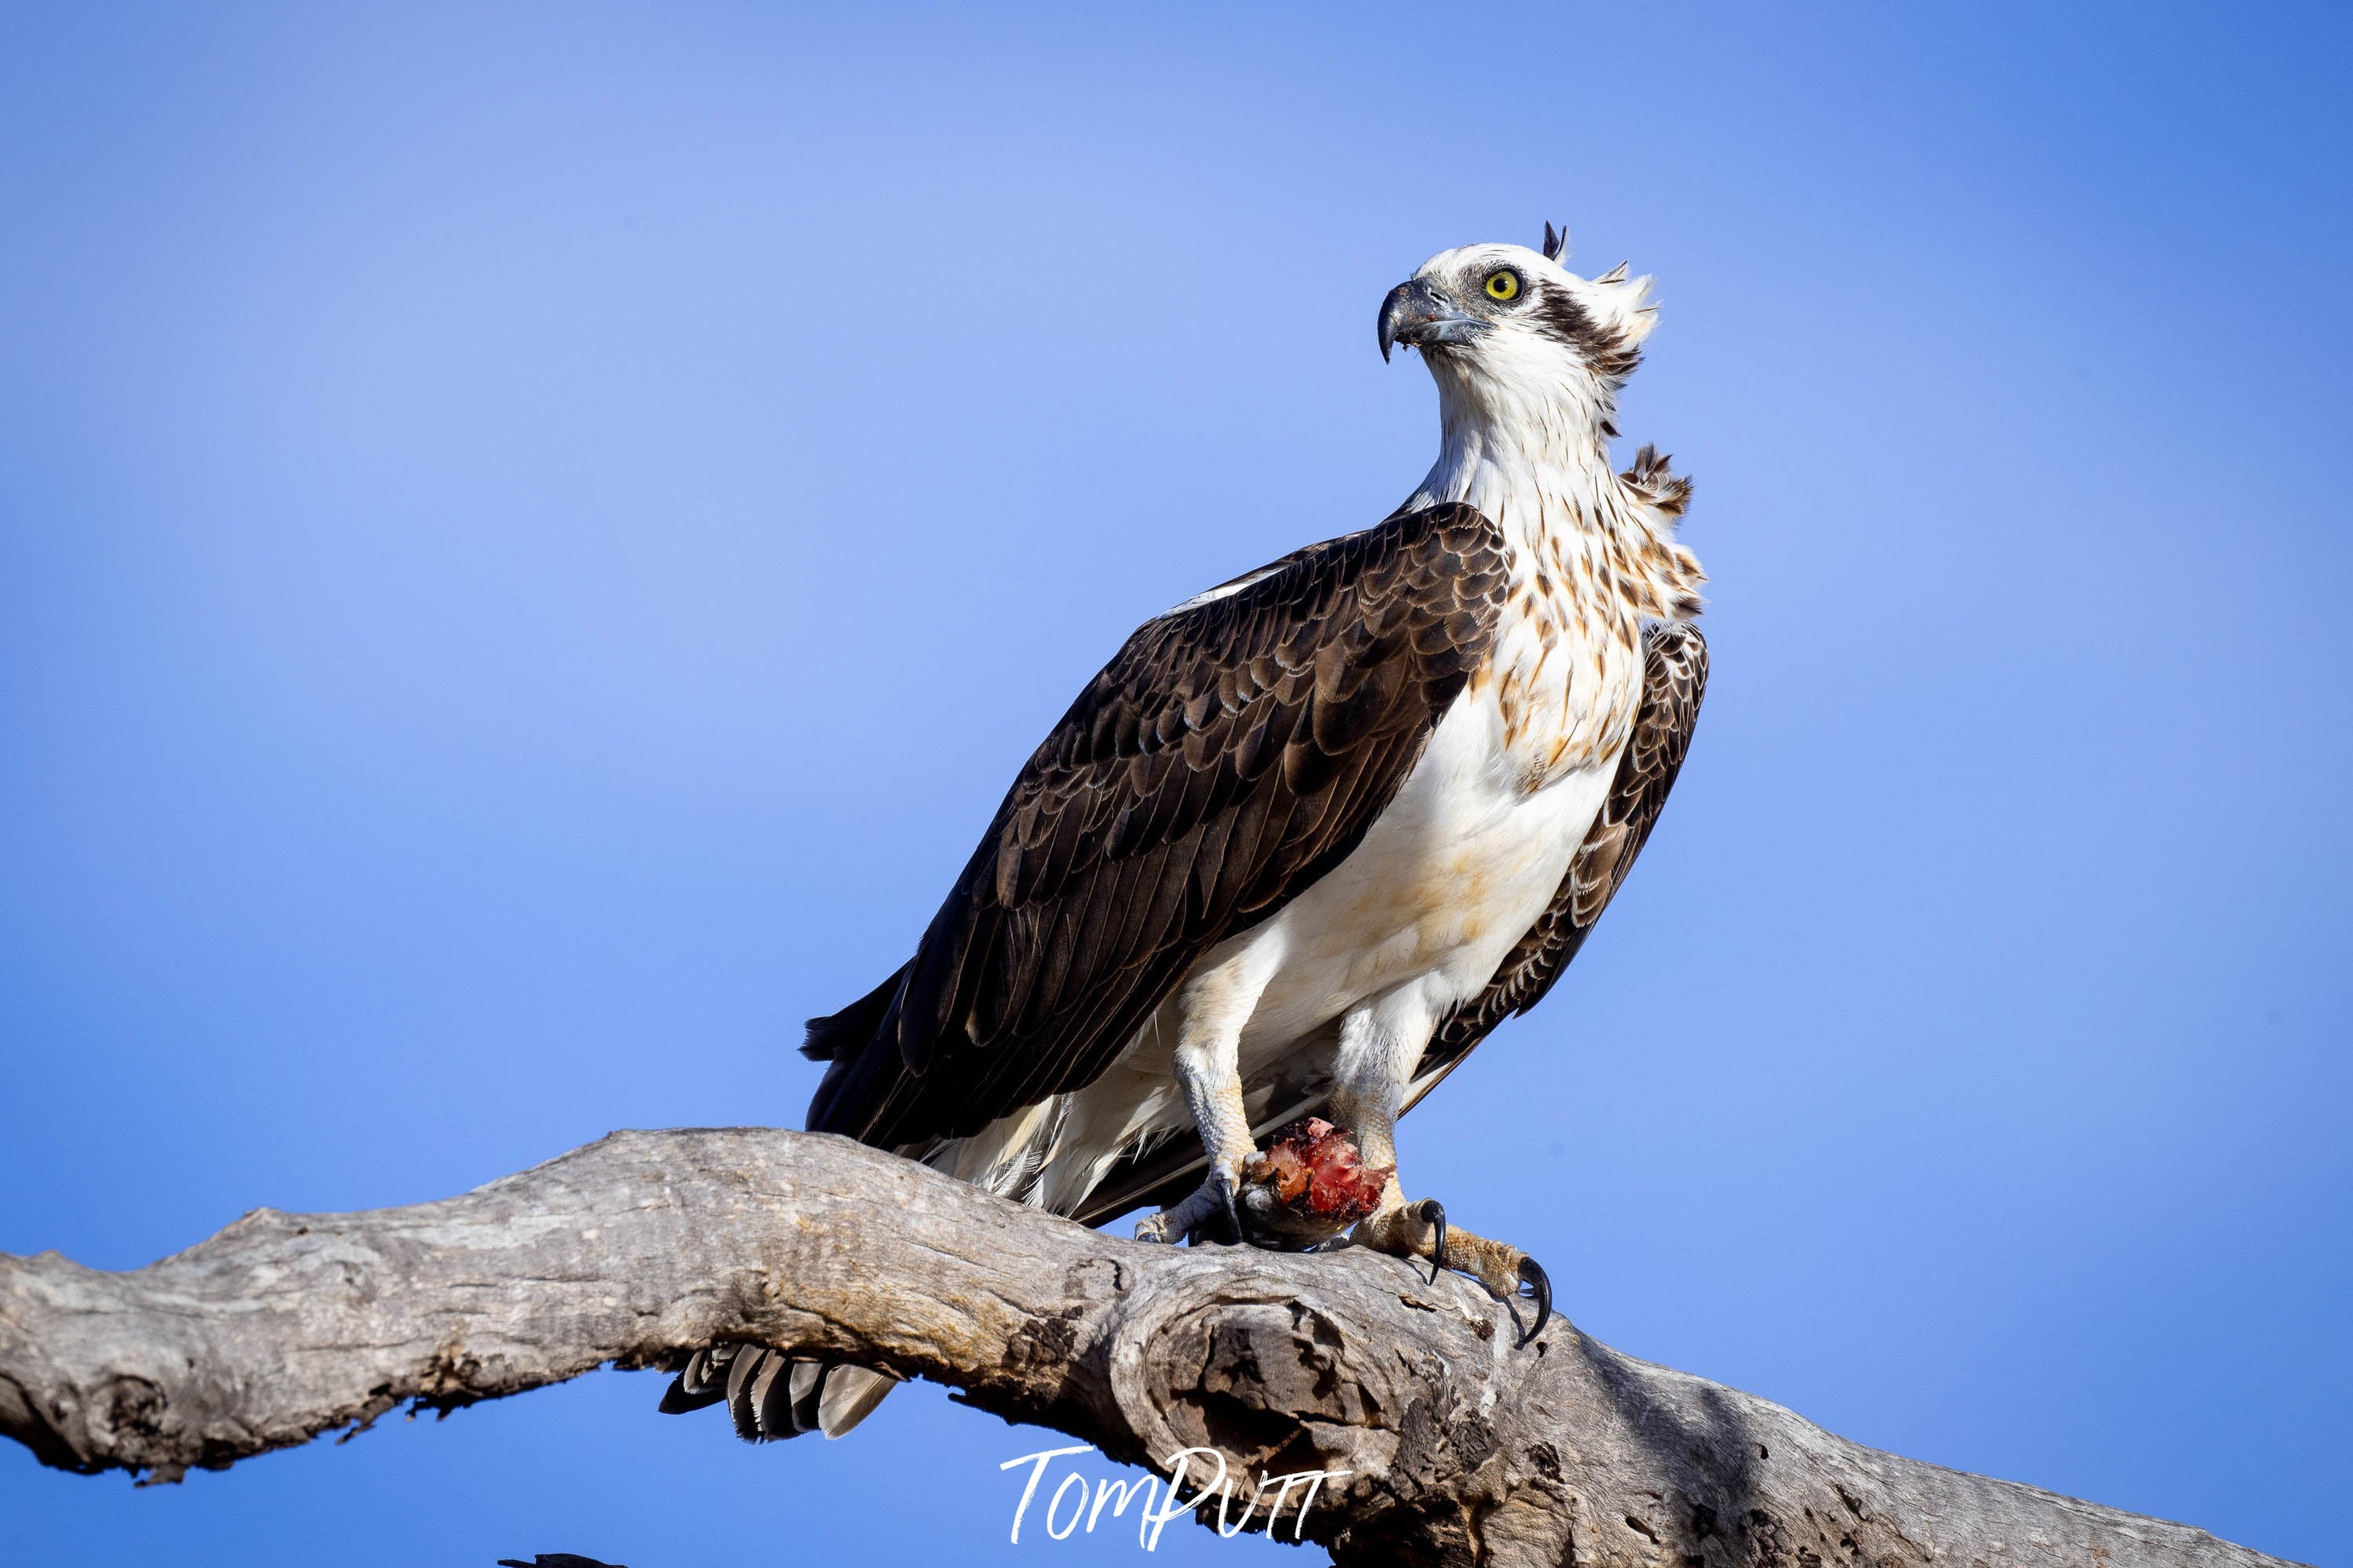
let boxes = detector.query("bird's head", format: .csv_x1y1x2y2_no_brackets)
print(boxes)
1379,224,1656,427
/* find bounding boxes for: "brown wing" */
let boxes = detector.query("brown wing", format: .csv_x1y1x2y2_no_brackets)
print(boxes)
1071,617,1708,1225
805,504,1510,1148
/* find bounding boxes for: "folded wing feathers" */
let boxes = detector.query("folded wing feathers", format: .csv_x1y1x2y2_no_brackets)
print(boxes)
806,505,1507,1148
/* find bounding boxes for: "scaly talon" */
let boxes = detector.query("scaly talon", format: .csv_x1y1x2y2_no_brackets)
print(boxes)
1351,1196,1553,1348
1135,1165,1254,1247
1515,1257,1551,1348
1417,1198,1446,1285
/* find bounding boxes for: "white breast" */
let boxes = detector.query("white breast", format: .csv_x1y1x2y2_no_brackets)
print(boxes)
1221,672,1620,1074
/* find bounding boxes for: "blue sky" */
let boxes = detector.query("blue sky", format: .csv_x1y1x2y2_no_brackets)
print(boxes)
2,4,2346,1565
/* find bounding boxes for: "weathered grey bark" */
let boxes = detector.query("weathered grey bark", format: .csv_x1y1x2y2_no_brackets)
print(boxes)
0,1130,2298,1568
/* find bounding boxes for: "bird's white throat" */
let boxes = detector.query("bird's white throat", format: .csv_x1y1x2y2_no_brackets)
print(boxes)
1408,366,1626,560
1404,372,1697,784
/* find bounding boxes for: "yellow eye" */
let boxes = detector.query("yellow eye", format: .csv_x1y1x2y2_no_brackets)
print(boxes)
1484,270,1521,302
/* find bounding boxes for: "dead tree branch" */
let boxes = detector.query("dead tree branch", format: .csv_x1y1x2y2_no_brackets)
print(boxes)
0,1130,2299,1568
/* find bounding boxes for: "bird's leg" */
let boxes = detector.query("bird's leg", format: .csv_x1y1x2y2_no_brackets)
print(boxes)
1329,995,1552,1347
1135,962,1270,1247
1327,1002,1424,1253
1133,1052,1255,1246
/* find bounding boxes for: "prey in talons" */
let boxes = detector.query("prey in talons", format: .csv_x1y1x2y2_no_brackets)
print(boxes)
1135,1116,1390,1250
1135,1113,1552,1348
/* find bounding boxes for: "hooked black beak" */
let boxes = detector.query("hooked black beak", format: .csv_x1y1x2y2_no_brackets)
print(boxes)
1378,278,1489,362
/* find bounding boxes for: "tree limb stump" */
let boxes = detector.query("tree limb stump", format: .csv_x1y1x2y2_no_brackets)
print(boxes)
0,1129,2300,1568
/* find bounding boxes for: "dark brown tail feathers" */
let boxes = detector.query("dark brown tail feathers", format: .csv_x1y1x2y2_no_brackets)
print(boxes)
799,964,909,1063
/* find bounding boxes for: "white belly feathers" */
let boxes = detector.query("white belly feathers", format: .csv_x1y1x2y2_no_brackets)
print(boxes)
1209,680,1615,1075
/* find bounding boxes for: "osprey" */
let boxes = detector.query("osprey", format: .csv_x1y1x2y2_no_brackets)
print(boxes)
664,224,1708,1440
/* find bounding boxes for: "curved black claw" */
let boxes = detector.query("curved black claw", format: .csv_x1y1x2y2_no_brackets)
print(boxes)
1220,1184,1245,1248
1513,1257,1552,1348
1416,1198,1447,1284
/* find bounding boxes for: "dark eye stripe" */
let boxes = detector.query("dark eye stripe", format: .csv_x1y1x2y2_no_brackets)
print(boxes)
1529,284,1642,380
